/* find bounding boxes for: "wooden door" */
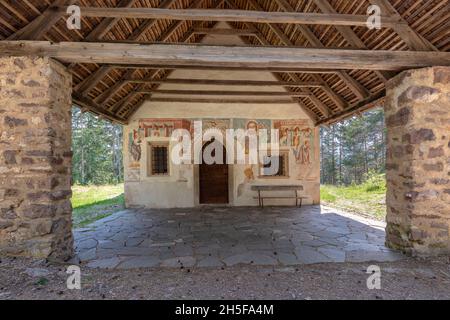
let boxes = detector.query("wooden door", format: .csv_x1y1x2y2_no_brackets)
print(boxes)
199,141,229,204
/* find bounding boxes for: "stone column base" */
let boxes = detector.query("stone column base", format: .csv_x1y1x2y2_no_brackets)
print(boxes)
384,66,450,255
0,56,73,260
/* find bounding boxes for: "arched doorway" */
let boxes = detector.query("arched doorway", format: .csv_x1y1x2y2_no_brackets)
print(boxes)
199,139,229,204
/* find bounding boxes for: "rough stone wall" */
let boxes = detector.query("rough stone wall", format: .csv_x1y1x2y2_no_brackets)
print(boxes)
385,66,450,255
0,57,73,260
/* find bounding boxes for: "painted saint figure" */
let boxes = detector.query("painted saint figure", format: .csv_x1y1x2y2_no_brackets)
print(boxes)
280,128,289,147
129,129,142,163
292,127,302,163
301,140,311,164
245,120,258,154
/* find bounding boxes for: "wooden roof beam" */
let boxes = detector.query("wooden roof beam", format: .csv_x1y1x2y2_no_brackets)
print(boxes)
140,89,311,96
93,64,340,73
57,6,404,28
2,42,449,71
127,78,324,87
146,98,298,104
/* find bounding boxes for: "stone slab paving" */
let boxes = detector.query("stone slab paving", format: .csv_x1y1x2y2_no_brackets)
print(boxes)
73,206,405,269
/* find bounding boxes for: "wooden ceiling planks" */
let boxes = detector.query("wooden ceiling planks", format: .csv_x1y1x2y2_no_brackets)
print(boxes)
0,0,448,125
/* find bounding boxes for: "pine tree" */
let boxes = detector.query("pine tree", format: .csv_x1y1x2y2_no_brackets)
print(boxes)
71,108,124,185
320,108,386,185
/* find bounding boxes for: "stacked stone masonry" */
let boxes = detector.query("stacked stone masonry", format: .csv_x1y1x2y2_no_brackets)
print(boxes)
385,66,450,255
0,56,73,260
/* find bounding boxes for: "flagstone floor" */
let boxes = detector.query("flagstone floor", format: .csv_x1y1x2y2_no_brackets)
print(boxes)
74,206,404,269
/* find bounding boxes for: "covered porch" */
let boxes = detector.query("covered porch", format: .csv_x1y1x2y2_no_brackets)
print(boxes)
0,1,449,262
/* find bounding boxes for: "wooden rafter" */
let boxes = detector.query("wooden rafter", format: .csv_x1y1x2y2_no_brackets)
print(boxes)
193,28,257,36
74,65,111,93
74,0,178,96
7,0,76,40
245,0,346,112
316,90,386,126
72,93,127,124
311,0,368,49
94,69,137,104
243,0,368,110
275,0,371,100
227,0,328,122
84,0,138,41
310,0,392,83
98,0,208,112
223,1,324,121
368,0,438,51
112,0,217,116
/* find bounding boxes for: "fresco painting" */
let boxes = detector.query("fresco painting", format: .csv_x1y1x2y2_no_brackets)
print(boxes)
128,128,142,169
139,119,191,138
192,119,231,135
233,119,272,154
274,120,315,163
233,119,272,143
237,165,256,198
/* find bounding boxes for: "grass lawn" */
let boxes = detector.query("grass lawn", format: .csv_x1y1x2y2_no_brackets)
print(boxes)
320,184,386,220
71,184,125,228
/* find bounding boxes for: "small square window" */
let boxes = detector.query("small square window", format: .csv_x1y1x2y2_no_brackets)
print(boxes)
148,143,169,176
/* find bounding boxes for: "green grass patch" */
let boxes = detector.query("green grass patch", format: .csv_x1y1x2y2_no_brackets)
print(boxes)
72,184,125,228
320,181,386,220
35,277,49,286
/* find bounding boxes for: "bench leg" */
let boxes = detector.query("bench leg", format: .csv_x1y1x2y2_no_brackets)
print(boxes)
258,190,262,208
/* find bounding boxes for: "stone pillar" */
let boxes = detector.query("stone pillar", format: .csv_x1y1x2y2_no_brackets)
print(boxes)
385,66,450,255
0,57,73,260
